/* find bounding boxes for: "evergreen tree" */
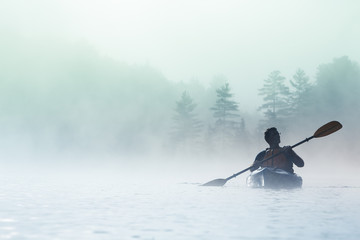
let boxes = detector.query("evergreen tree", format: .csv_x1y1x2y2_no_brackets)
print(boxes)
171,91,203,151
258,71,291,128
289,69,313,116
210,83,241,149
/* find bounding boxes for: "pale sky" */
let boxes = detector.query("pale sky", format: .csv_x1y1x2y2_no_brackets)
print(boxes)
1,0,359,111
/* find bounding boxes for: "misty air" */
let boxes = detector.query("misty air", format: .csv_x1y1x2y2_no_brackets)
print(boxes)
0,1,359,239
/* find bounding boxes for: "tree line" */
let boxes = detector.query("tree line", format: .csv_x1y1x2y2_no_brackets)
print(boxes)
170,56,360,157
1,36,359,159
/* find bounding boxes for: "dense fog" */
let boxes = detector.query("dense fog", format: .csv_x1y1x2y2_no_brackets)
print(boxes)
1,0,359,183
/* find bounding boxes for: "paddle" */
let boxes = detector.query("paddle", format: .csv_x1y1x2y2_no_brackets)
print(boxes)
202,121,342,186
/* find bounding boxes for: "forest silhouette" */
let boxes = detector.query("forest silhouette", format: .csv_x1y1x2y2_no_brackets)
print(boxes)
0,37,358,164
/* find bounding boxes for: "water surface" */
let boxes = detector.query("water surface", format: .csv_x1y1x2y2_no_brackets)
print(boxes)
0,175,359,239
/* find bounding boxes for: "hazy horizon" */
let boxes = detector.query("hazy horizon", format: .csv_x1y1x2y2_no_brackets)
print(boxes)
2,0,360,112
1,4,359,239
0,0,359,176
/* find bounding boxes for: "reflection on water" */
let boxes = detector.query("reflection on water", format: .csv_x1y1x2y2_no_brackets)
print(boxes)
0,176,359,240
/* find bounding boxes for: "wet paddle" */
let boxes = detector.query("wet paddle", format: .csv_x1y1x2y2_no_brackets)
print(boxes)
202,121,343,186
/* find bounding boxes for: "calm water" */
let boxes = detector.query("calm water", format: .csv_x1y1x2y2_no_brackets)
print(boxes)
0,175,359,240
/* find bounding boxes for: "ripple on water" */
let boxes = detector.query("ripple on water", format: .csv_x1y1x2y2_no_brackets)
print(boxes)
0,179,359,240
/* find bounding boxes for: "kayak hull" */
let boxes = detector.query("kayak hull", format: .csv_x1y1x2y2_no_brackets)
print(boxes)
246,167,302,189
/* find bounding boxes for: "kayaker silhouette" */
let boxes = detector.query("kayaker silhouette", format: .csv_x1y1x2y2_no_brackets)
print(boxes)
251,127,304,174
202,121,340,187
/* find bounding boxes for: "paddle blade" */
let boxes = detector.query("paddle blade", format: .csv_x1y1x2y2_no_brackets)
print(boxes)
314,121,342,138
202,178,227,187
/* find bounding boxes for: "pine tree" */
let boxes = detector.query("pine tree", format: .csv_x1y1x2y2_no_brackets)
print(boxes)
289,69,313,116
210,83,241,149
171,91,203,151
258,71,291,128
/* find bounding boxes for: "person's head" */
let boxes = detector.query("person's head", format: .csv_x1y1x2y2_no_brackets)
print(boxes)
264,127,280,145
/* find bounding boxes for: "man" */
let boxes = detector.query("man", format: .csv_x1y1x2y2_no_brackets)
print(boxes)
251,127,304,174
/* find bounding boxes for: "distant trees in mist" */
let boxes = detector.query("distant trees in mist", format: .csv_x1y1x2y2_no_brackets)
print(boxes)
0,36,359,159
171,56,360,158
171,91,203,152
209,83,242,150
257,69,312,131
288,69,313,118
259,56,360,135
170,82,249,156
257,70,291,130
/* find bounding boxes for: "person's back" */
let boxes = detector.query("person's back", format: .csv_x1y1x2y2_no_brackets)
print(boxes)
251,128,304,174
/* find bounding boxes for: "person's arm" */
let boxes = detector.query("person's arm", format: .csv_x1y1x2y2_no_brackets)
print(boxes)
284,146,304,167
250,150,266,172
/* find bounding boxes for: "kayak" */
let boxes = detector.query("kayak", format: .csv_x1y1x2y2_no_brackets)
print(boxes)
246,167,302,189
